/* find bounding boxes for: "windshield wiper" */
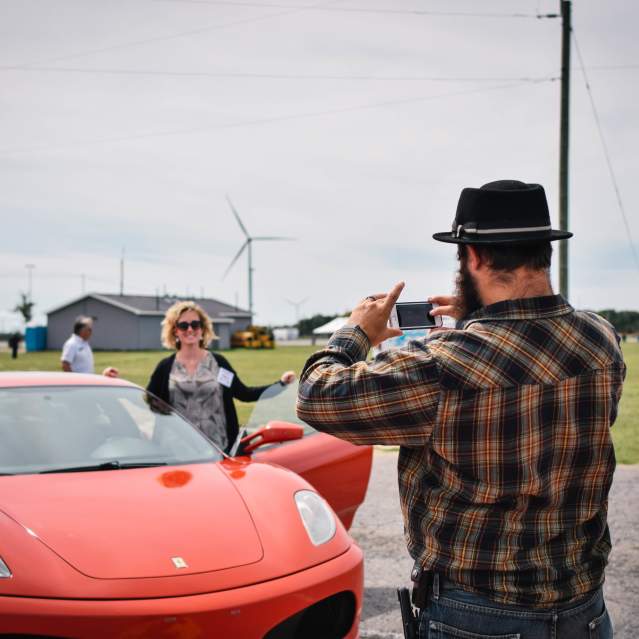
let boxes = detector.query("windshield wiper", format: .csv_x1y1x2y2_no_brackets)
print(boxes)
40,461,168,474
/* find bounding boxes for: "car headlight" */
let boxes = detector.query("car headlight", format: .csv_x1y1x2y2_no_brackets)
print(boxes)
295,490,336,546
0,557,11,578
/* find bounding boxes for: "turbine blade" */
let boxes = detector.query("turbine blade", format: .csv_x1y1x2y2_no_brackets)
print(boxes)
285,297,309,306
225,194,250,239
222,240,249,280
252,236,296,241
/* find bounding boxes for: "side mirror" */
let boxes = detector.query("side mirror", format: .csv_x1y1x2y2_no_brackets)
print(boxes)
239,421,304,455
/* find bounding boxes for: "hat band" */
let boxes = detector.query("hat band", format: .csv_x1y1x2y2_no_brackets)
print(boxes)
455,223,551,238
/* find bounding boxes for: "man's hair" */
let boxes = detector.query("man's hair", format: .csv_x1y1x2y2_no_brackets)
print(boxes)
458,241,552,272
73,316,93,335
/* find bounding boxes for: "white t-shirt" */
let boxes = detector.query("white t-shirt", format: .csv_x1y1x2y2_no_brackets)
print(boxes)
61,334,94,374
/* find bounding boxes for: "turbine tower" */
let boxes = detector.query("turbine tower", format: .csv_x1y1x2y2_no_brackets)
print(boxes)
285,297,309,324
223,195,295,317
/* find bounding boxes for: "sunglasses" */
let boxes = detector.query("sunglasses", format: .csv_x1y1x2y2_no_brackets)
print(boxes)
176,320,203,331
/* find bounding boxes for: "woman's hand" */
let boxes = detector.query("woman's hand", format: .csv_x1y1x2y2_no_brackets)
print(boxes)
280,370,296,385
102,366,119,378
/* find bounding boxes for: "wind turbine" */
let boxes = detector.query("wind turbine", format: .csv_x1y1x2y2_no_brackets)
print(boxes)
285,297,309,324
223,195,295,317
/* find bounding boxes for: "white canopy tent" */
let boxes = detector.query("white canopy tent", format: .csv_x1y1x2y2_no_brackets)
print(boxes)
312,316,349,339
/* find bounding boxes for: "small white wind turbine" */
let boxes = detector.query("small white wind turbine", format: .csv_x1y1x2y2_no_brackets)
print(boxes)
285,297,309,324
223,195,295,317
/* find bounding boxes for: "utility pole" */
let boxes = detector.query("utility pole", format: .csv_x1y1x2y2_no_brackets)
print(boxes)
119,247,125,296
247,239,253,317
25,264,35,301
559,0,571,298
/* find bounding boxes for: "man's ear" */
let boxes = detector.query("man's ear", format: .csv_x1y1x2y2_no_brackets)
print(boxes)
466,244,483,272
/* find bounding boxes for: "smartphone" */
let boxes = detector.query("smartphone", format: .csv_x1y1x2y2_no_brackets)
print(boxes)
388,301,442,330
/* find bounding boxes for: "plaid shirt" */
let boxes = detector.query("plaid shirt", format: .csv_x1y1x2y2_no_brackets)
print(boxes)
297,295,626,607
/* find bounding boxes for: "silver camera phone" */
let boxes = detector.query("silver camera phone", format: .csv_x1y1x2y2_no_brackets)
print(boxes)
388,301,442,330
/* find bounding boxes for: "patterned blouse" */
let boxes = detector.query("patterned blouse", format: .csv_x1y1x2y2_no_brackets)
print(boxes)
169,352,228,451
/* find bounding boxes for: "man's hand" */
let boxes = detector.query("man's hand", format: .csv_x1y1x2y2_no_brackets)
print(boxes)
428,295,463,322
280,370,296,384
102,367,119,378
346,281,405,347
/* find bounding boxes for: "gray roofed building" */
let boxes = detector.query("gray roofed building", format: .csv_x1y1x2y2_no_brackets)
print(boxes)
47,294,252,351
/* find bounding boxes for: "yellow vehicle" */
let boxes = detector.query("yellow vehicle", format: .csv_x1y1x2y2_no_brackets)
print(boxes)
231,325,275,349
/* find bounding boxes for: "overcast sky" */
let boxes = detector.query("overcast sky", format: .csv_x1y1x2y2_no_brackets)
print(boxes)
1,0,637,330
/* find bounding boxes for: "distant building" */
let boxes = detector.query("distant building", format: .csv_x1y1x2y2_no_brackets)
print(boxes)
46,294,252,351
273,327,300,341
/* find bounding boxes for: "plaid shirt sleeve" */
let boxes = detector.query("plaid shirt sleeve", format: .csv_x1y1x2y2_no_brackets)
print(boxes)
297,325,441,446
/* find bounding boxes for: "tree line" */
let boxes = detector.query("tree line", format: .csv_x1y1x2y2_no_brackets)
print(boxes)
595,310,639,334
294,310,639,336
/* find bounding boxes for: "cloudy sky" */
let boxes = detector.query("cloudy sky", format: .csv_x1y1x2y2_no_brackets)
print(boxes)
1,0,637,330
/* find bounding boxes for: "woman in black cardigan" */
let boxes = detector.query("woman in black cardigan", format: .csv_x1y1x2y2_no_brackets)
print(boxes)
147,301,295,452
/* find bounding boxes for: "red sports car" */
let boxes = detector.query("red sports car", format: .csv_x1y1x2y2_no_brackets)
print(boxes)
0,372,372,638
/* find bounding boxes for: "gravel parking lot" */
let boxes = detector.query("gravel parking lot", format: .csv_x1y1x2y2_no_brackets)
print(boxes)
349,448,638,639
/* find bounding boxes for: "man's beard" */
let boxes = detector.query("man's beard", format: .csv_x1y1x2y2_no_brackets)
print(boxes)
455,257,483,320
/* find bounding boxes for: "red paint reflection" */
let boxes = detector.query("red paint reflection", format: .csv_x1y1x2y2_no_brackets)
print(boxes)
158,470,192,488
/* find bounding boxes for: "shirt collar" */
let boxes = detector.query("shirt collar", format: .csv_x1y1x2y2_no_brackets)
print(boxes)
460,294,573,328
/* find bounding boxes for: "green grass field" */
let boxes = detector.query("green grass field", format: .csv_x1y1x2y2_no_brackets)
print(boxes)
2,343,637,463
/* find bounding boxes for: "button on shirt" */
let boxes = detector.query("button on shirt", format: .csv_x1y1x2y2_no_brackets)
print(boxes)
297,295,626,607
60,334,94,374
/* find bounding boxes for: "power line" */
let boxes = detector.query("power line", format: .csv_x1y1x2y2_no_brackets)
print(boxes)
0,79,555,157
5,63,634,81
0,64,558,83
155,0,552,19
572,30,639,272
7,1,559,70
12,0,334,68
586,64,639,70
0,271,111,282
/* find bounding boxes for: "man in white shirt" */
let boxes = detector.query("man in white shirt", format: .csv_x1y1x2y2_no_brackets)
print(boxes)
61,316,118,377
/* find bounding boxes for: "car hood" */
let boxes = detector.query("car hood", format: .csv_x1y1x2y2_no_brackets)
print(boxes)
0,463,263,579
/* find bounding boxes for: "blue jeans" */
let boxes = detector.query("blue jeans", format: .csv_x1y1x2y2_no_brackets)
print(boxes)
417,575,613,639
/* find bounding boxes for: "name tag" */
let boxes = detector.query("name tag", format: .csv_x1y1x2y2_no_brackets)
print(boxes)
217,368,234,388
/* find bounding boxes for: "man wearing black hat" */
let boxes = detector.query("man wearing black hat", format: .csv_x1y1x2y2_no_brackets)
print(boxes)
297,181,625,638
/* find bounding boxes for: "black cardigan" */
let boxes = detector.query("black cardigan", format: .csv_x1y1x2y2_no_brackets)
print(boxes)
146,352,279,450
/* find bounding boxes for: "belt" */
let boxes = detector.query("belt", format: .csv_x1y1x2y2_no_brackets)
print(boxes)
410,561,603,614
410,563,465,609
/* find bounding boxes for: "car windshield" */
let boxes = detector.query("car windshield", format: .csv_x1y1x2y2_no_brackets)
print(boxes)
0,385,223,475
245,380,314,435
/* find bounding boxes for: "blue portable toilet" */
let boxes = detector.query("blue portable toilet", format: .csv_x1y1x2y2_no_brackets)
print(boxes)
25,326,47,352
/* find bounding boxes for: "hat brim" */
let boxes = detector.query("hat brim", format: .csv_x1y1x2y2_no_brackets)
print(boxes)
432,229,573,245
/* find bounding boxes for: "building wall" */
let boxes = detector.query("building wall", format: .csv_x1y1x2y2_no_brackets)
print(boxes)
229,317,251,334
214,323,231,350
138,316,163,350
48,297,239,350
48,300,140,350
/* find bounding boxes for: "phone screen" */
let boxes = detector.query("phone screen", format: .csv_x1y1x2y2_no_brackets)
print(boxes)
395,302,437,329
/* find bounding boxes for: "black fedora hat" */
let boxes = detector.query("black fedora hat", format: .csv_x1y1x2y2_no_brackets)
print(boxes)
433,180,573,245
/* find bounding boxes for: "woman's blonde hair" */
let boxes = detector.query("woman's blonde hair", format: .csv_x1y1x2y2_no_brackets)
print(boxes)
161,300,217,350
